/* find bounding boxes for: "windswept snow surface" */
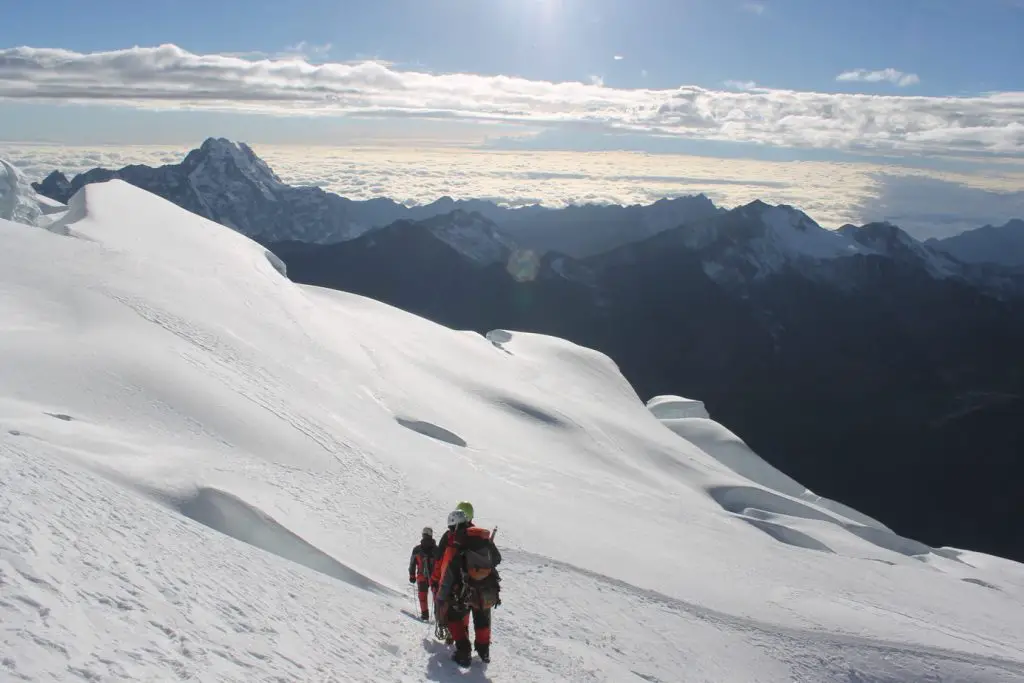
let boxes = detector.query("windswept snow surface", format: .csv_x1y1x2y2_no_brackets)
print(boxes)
1,180,1023,682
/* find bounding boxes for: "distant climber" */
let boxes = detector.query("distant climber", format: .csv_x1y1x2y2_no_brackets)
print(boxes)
434,507,502,667
409,527,438,621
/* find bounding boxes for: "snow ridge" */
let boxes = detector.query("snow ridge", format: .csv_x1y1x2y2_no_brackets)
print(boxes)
0,159,67,228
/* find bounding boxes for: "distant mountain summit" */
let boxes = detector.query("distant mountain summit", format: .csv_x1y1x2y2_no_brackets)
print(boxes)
33,138,388,243
495,194,723,258
928,219,1024,269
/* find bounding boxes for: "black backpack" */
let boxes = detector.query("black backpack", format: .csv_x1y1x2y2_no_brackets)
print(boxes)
461,528,502,609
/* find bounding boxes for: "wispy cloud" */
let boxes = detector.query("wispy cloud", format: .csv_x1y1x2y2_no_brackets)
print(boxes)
741,2,766,15
723,80,759,91
222,42,335,63
278,41,333,62
1,45,1020,157
836,68,920,87
613,55,624,61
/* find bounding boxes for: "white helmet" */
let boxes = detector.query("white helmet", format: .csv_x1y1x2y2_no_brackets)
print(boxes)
422,526,433,537
447,509,468,529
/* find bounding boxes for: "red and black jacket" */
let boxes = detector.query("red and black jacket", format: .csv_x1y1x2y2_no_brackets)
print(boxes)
409,536,437,582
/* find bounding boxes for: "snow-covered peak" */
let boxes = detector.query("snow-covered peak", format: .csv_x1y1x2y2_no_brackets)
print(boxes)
838,221,961,278
681,200,867,284
183,137,285,201
0,159,67,228
420,210,516,265
744,200,865,260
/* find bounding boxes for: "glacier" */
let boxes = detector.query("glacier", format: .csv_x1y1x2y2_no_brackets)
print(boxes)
1,179,1023,681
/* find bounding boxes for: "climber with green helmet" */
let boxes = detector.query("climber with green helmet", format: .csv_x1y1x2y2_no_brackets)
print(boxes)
430,502,475,639
432,502,501,666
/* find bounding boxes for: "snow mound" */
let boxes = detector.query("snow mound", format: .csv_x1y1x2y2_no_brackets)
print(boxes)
0,159,67,228
2,178,1024,681
647,404,919,546
174,487,396,595
646,394,710,419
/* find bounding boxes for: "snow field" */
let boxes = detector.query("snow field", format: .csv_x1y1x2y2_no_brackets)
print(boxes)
1,179,1023,681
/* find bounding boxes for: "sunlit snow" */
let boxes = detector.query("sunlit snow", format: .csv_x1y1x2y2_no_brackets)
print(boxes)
1,179,1022,681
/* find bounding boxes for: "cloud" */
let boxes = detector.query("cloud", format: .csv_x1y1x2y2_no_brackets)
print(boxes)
723,80,758,91
836,68,921,87
1,45,1021,157
741,2,766,14
222,42,334,63
853,173,1024,239
613,55,624,61
278,41,333,62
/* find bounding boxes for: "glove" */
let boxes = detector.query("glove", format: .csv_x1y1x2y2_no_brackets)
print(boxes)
430,582,438,593
409,576,416,584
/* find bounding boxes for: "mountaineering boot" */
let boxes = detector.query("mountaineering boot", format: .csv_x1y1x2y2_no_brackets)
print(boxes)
420,610,429,621
475,642,490,663
452,639,472,667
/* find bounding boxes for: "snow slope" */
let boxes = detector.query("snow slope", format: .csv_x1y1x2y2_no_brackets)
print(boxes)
2,179,1024,682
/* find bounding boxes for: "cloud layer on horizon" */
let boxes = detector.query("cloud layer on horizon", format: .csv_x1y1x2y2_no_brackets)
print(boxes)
4,141,1022,238
1,44,1022,157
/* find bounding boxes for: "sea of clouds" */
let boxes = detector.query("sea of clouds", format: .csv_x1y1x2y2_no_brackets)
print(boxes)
3,141,1022,239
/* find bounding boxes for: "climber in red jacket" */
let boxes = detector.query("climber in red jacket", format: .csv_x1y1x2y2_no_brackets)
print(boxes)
408,527,437,620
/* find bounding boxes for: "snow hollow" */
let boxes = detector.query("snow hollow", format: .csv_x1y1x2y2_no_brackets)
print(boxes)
1,179,1023,682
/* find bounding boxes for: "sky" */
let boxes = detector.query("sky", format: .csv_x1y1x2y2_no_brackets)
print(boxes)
1,0,1023,234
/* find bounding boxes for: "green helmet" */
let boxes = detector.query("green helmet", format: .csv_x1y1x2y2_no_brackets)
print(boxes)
456,501,474,521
